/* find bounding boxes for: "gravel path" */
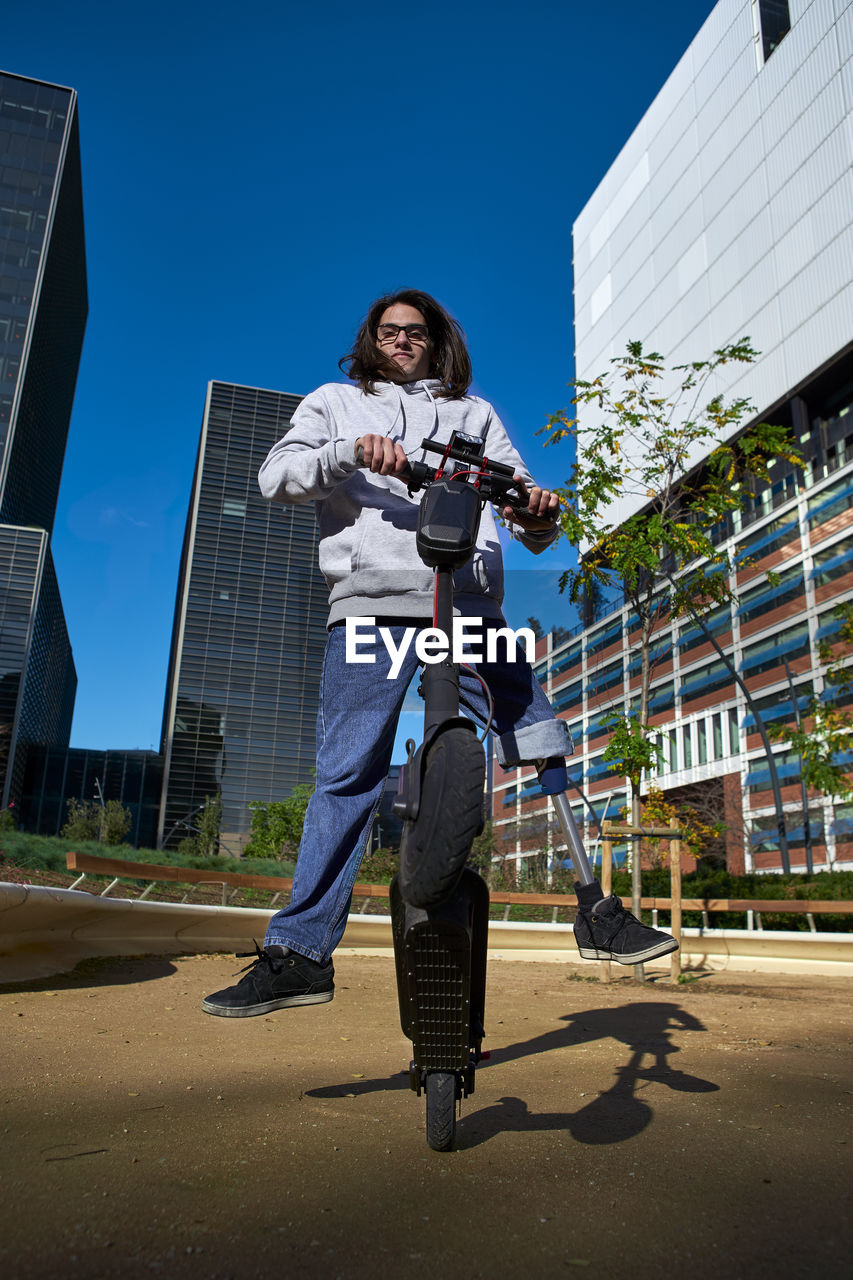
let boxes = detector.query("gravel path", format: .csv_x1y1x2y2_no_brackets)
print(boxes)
2,954,851,1279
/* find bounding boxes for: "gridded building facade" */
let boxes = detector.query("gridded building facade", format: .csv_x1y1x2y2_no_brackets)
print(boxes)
494,356,853,875
0,71,85,806
493,0,853,877
21,746,163,848
0,72,87,535
159,382,328,848
0,527,75,807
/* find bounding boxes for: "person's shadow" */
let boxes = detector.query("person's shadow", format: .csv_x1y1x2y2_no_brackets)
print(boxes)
0,955,178,992
306,1000,718,1148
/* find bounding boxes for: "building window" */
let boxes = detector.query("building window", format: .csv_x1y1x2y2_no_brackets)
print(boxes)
586,659,624,699
549,641,582,678
811,535,853,589
729,708,740,754
657,729,677,774
712,713,724,759
551,679,583,713
649,682,675,715
586,619,622,658
806,474,853,530
677,605,731,654
757,1,791,62
681,724,693,769
739,622,810,678
738,565,804,624
736,512,799,564
679,657,732,704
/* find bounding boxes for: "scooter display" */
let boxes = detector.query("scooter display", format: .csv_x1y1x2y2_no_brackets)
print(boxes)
385,431,598,1150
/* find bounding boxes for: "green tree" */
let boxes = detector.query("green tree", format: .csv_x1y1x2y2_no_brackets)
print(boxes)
61,798,101,843
101,798,132,845
61,797,132,845
196,794,222,857
541,338,802,897
467,819,496,877
245,783,315,861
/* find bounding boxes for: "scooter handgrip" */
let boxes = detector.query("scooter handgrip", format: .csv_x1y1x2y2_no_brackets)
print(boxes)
355,444,413,481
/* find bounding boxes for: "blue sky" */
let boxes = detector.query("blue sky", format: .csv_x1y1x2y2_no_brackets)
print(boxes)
4,0,714,754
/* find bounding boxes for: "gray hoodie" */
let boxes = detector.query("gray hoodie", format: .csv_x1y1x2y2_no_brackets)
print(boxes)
258,379,558,626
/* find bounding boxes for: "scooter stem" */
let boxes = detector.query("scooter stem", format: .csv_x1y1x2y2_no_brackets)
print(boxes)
422,566,460,737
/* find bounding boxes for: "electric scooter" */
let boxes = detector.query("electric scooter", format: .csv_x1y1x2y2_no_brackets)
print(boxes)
388,432,599,1150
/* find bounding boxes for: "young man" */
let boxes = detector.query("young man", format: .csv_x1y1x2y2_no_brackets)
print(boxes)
202,290,676,1017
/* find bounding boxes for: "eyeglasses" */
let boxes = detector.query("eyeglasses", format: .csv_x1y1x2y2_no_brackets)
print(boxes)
377,323,430,345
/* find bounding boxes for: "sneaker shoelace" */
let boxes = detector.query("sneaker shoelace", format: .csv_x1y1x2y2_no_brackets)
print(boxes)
232,941,287,977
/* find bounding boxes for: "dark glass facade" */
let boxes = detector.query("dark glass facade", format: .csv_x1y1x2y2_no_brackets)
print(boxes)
0,72,86,809
0,73,87,535
0,527,75,807
159,382,328,848
21,745,163,848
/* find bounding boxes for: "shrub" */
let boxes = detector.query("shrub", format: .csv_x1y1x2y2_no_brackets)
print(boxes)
357,847,399,883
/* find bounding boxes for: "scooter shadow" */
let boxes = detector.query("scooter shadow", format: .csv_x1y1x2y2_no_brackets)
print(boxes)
455,999,718,1149
305,1000,719,1149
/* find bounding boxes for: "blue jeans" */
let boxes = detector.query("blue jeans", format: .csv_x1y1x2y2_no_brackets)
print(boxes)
265,620,572,963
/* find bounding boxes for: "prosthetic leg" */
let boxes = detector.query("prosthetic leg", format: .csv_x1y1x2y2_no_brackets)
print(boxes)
536,755,598,888
536,755,679,965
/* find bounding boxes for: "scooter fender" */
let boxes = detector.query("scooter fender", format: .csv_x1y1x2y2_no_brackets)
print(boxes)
392,717,478,823
391,869,490,1081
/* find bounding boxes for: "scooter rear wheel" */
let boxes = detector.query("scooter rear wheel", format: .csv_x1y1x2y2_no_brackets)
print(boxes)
397,726,485,909
425,1071,457,1151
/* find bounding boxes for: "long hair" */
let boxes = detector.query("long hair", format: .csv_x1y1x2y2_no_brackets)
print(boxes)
339,289,472,399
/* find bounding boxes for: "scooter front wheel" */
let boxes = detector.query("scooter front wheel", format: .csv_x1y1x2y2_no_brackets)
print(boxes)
425,1071,458,1151
398,726,485,908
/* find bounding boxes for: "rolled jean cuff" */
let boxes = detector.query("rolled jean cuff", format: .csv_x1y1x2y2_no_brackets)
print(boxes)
495,718,574,768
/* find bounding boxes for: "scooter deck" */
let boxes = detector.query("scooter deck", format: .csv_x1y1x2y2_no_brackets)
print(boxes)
391,869,489,1075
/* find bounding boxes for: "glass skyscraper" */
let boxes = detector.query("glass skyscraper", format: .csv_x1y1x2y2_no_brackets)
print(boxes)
159,382,328,849
0,71,87,807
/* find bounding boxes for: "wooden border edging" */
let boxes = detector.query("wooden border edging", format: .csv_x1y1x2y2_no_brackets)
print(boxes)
64,852,853,918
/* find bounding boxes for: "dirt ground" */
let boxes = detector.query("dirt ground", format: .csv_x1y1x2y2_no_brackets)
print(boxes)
1,953,851,1280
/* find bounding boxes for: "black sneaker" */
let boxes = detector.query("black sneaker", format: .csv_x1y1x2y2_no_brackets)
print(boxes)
574,889,678,965
201,944,334,1017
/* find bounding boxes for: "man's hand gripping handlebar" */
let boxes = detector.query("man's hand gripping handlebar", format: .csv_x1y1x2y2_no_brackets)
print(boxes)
354,432,559,534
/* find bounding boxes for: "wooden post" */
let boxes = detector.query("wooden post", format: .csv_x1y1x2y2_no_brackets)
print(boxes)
600,829,613,984
670,838,682,982
601,835,612,897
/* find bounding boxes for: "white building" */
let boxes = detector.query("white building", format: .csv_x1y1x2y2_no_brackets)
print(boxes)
493,0,853,876
574,0,853,526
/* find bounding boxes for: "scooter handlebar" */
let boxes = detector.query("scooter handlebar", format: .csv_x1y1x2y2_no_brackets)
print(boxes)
354,442,542,521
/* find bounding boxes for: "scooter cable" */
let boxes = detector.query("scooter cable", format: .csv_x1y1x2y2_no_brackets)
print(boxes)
461,664,495,741
430,573,495,740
